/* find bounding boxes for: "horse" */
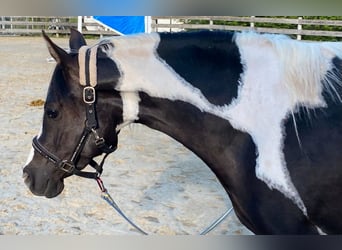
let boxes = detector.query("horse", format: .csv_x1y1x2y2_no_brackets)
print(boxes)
22,28,342,234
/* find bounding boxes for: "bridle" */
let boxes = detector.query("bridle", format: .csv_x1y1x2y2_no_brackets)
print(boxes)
32,45,116,179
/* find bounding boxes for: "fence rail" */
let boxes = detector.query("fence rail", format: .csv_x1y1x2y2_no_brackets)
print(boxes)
1,16,342,41
0,16,117,37
151,16,342,40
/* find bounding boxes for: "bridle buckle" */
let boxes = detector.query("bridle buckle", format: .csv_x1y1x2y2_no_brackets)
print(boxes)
95,137,105,147
83,86,96,104
58,160,75,173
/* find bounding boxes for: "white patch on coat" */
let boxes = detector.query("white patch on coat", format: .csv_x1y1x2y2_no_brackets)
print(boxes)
116,91,141,131
228,32,342,214
103,32,342,215
106,34,223,115
25,126,43,167
228,33,308,214
25,147,34,166
107,33,229,130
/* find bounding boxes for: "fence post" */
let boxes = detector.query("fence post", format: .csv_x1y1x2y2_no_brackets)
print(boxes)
77,16,83,32
56,19,59,38
250,16,255,28
154,18,158,32
145,16,152,33
297,16,302,40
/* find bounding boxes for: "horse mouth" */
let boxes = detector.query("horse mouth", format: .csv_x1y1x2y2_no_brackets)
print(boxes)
23,172,64,198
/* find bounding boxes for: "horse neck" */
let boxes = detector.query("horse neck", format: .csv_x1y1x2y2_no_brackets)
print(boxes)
135,92,251,183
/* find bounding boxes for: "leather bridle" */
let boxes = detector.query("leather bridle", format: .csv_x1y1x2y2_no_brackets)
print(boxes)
32,45,116,179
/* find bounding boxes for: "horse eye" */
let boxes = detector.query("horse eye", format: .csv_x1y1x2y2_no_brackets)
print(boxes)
46,109,59,119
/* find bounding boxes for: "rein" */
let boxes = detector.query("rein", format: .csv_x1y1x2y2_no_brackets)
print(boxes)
32,44,233,235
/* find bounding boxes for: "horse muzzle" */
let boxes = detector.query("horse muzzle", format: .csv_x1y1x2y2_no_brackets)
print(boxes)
22,166,65,198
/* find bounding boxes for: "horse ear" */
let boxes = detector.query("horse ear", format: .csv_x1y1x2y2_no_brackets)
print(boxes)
42,30,69,65
69,28,87,51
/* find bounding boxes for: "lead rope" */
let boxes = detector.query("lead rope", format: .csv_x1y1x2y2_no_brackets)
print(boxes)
96,177,148,235
96,177,233,235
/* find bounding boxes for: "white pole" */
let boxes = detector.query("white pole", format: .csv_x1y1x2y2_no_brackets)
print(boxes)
297,16,302,40
77,16,82,32
145,16,152,33
250,16,255,28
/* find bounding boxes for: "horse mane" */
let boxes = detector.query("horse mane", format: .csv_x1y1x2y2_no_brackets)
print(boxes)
235,31,342,108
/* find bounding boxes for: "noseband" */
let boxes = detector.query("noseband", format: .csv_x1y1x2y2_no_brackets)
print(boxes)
32,45,116,179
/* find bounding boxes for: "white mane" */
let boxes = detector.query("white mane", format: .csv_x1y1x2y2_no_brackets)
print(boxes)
236,31,342,107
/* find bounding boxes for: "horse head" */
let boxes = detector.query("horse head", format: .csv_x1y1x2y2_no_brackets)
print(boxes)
23,29,122,198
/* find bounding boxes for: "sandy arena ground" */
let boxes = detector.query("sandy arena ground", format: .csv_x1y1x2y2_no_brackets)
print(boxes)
0,36,252,235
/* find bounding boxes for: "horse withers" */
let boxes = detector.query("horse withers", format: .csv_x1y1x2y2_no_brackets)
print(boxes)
23,28,342,234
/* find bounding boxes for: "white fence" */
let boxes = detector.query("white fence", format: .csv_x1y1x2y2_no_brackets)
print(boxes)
1,16,342,41
0,16,118,37
151,16,342,40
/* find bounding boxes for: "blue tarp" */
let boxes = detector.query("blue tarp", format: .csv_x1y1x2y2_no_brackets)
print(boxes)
93,16,145,35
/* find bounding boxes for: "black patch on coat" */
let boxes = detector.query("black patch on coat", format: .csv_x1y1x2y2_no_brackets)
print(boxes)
283,56,342,233
156,31,242,106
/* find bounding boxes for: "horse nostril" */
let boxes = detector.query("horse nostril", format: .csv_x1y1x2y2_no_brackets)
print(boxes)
22,172,28,179
22,171,31,185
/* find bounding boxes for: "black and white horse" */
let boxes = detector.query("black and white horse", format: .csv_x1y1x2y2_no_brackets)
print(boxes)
23,28,342,234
